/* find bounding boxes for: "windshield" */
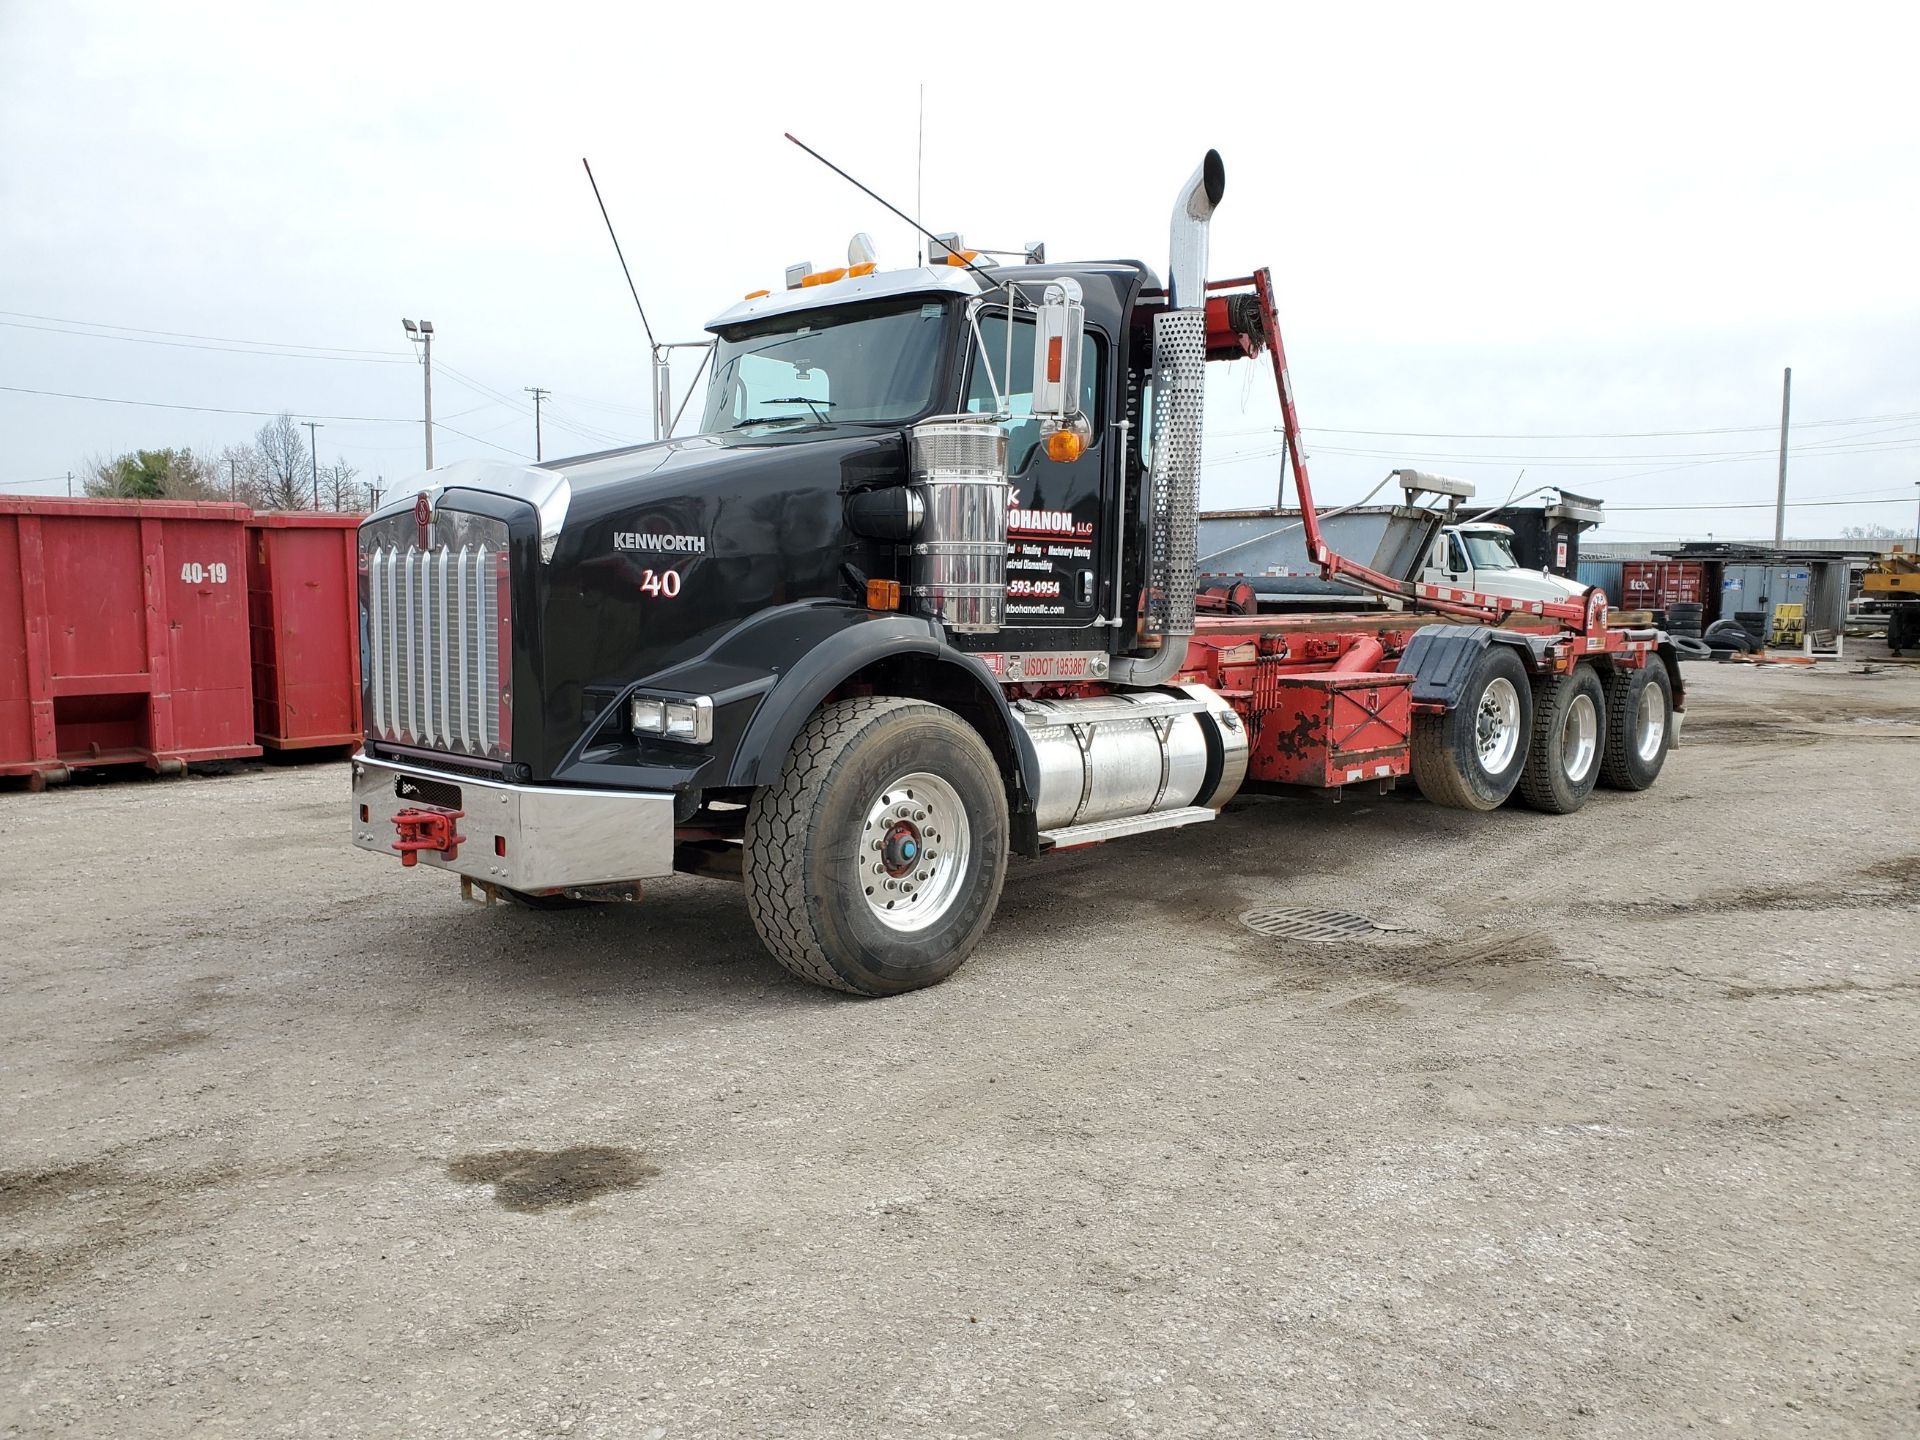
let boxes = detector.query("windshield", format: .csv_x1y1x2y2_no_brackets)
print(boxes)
700,298,952,432
1460,532,1521,570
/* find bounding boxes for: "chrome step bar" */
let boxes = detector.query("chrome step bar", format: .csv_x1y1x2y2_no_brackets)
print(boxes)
1039,805,1217,850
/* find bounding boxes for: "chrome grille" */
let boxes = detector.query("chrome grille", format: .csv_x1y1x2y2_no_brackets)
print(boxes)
362,523,509,760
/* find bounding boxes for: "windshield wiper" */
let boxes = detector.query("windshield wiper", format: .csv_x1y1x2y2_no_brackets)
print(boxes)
758,396,836,423
729,413,824,431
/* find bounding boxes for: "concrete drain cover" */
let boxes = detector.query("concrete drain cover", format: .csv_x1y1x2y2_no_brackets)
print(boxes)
1239,906,1386,942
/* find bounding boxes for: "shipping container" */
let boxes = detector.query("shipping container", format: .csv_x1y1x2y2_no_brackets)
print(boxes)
1619,560,1705,612
0,498,260,786
246,512,363,750
1576,560,1622,605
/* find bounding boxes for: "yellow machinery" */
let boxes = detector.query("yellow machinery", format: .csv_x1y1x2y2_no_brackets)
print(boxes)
1864,546,1920,653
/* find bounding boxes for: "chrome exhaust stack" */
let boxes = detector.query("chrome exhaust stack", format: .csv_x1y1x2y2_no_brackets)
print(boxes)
1112,150,1224,687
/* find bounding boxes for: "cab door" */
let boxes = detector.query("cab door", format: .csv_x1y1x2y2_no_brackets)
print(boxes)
963,310,1107,640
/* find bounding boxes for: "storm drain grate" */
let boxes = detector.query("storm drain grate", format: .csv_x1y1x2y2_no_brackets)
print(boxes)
1239,906,1386,942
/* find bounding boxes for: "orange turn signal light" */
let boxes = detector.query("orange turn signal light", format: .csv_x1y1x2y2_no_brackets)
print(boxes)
847,262,876,277
866,578,901,611
944,250,980,267
800,267,848,287
1045,429,1085,463
744,288,771,299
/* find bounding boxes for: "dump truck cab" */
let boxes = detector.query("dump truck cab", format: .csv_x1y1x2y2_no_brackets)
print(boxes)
1421,522,1587,606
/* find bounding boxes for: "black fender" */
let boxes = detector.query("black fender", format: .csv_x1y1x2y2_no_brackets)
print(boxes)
1396,624,1554,708
632,599,1038,803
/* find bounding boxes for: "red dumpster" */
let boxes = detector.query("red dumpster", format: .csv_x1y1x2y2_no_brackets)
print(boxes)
0,497,260,786
246,512,362,751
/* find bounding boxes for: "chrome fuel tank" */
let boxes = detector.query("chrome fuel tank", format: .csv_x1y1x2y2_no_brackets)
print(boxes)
1013,684,1248,832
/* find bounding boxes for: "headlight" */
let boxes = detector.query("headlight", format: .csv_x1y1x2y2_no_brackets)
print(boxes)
630,693,713,745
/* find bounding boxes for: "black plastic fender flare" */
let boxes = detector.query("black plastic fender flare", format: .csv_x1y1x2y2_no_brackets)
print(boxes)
1395,624,1554,709
705,603,1040,801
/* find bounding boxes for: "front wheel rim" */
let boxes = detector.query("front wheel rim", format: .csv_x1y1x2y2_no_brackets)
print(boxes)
1476,676,1522,775
1635,684,1668,762
1562,691,1598,782
858,772,971,933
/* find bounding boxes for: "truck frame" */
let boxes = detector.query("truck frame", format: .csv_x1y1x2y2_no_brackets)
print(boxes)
350,150,1683,994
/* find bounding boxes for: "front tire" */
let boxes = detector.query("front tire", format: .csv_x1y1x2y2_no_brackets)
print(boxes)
743,697,1009,996
1514,664,1606,813
1411,644,1533,811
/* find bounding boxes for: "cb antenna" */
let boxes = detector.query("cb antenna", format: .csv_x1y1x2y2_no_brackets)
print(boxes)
582,157,656,350
783,132,1004,292
583,156,696,440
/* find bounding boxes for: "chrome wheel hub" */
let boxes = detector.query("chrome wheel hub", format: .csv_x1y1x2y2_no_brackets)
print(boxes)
1635,684,1667,762
859,772,970,933
1562,691,1598,782
1476,676,1522,775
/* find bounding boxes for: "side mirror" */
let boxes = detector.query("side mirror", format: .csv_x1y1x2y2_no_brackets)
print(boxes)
1030,279,1090,462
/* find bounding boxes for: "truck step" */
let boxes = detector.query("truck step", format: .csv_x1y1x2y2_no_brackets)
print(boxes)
1040,805,1217,850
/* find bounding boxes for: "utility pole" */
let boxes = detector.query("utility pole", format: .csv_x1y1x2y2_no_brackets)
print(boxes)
227,457,237,501
1772,366,1791,550
65,471,72,498
301,421,323,508
402,319,435,469
525,386,549,461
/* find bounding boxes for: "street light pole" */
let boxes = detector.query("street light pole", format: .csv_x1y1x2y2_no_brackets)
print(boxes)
1772,367,1791,549
402,318,435,469
525,386,549,461
301,421,324,508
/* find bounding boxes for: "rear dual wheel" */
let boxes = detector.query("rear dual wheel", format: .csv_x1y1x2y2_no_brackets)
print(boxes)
1411,645,1533,811
1514,666,1606,814
1599,661,1673,791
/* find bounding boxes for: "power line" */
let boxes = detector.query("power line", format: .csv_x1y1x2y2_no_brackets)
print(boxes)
1609,494,1917,512
0,382,530,458
0,383,412,422
0,308,406,358
1210,409,1920,442
0,318,409,364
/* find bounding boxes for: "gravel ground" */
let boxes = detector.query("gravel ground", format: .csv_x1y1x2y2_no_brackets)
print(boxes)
3,656,1917,1439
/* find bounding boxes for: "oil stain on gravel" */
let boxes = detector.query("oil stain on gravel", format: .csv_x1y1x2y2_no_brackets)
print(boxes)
448,1146,658,1213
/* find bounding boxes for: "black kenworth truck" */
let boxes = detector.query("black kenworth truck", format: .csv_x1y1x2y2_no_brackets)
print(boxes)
352,151,1682,994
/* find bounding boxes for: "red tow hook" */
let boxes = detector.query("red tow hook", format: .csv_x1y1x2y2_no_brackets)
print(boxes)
392,806,466,867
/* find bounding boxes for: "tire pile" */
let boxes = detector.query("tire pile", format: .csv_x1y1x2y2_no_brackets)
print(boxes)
1665,602,1714,660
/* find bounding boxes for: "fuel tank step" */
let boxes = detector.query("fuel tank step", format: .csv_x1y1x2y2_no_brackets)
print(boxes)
1039,804,1217,851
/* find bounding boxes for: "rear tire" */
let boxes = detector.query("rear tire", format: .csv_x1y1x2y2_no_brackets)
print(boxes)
744,697,1009,996
1411,644,1533,811
1598,661,1674,791
1514,665,1606,813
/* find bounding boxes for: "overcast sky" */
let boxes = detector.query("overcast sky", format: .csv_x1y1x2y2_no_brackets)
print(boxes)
3,1,1916,544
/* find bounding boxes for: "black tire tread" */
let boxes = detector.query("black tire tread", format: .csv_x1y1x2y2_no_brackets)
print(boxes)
1411,713,1490,811
743,696,929,994
1599,663,1671,791
1514,667,1603,814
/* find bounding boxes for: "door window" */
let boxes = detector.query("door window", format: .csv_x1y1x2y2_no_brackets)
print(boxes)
963,312,1101,472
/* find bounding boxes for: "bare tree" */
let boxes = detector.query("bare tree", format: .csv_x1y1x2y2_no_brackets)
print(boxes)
321,454,363,512
254,413,311,511
217,443,273,506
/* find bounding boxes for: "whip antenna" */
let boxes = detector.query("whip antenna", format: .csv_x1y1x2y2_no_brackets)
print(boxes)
782,132,1000,288
582,157,657,351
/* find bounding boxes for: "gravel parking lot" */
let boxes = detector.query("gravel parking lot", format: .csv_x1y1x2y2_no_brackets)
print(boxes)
3,658,1917,1439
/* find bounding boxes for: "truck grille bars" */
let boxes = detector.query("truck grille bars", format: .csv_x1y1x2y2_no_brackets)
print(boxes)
363,524,511,762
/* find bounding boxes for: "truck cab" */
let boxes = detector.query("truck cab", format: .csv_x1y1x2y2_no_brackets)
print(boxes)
1421,522,1587,605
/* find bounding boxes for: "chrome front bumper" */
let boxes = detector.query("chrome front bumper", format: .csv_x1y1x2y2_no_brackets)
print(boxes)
351,754,675,892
